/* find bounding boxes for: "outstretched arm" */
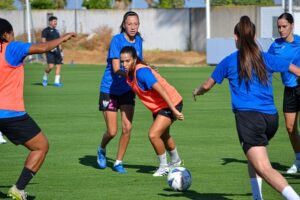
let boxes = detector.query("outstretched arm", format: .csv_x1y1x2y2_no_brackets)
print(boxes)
192,77,216,101
29,32,76,55
152,82,184,120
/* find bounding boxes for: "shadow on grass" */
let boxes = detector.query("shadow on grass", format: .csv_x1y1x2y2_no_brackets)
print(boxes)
0,186,35,200
78,155,156,174
158,188,251,200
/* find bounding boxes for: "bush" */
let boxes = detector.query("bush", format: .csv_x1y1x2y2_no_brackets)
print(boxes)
31,0,56,9
82,0,111,9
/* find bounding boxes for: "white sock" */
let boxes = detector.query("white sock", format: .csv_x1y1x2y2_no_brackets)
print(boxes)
281,185,300,200
158,152,168,167
54,75,60,84
114,160,122,166
43,72,48,81
168,147,180,163
250,178,263,200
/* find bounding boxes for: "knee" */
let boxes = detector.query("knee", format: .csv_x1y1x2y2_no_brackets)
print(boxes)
106,130,118,138
148,131,158,141
255,164,273,177
286,125,297,135
122,123,132,135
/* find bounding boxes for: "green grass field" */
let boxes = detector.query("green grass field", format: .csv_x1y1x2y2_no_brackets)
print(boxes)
0,64,299,200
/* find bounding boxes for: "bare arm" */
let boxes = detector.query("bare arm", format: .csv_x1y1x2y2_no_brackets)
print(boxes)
289,64,300,76
192,77,216,101
152,82,184,120
29,32,76,55
112,58,126,77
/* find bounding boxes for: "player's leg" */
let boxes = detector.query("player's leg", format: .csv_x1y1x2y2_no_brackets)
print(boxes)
248,160,263,200
42,53,55,87
161,128,182,167
285,112,300,174
149,115,172,176
247,146,299,199
53,52,63,87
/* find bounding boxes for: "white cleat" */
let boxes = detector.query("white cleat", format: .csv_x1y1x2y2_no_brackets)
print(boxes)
286,160,300,174
0,136,7,144
153,166,169,177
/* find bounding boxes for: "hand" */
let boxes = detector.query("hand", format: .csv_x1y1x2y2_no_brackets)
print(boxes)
173,110,184,120
62,32,76,42
192,87,200,101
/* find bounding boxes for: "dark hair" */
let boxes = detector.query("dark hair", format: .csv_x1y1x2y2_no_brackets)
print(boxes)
234,16,268,85
120,46,147,65
120,11,142,38
0,18,13,52
278,12,294,24
49,16,57,22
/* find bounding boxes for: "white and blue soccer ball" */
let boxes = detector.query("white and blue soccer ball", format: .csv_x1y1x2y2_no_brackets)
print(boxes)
167,167,192,191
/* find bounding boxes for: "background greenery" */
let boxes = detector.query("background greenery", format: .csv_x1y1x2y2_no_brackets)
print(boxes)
0,64,299,200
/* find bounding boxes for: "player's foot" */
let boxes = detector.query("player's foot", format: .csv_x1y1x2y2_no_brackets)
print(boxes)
53,83,63,87
0,136,7,144
97,147,106,169
7,185,27,200
113,163,127,174
287,160,300,174
153,166,169,177
169,159,184,168
42,79,48,87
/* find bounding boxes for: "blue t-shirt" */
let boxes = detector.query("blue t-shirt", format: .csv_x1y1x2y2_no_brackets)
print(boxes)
268,34,300,87
136,68,157,91
0,41,31,118
211,51,290,114
100,33,143,95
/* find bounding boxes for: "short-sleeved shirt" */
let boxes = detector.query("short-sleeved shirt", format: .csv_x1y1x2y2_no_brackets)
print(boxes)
211,51,290,114
100,33,143,95
0,41,31,118
136,68,157,91
42,26,60,50
268,34,300,87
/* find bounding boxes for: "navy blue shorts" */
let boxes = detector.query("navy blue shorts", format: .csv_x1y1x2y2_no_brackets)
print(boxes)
99,91,135,112
153,101,183,121
0,114,41,145
283,85,300,113
234,111,278,154
46,50,63,65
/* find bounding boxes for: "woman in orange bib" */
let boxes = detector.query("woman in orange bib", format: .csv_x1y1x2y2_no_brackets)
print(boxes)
120,46,184,177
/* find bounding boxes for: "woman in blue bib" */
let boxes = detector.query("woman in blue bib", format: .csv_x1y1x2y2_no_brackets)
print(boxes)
97,11,143,173
268,13,300,174
193,16,300,200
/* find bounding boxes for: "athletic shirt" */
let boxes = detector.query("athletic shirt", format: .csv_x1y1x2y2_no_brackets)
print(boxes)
268,34,300,87
0,41,31,118
126,64,182,114
100,33,143,95
211,51,290,114
42,26,60,50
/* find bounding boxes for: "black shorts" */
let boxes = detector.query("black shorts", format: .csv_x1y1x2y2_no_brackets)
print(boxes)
99,91,135,112
234,111,278,154
0,114,41,145
46,50,63,64
153,101,183,121
283,86,300,113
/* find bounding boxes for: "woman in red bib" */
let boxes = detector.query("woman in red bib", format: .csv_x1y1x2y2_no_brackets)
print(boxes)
120,46,184,177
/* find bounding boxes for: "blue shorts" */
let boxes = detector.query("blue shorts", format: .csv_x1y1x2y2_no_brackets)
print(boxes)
0,114,41,145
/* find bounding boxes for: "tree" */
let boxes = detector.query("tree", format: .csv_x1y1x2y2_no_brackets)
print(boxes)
82,0,111,9
31,0,56,9
54,0,67,9
0,0,15,9
159,0,185,8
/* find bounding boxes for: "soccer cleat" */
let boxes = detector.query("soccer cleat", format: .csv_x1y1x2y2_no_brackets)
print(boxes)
113,163,127,174
153,166,169,177
287,160,300,174
97,147,107,169
42,79,48,87
169,159,184,169
7,185,27,200
53,83,63,87
0,136,7,144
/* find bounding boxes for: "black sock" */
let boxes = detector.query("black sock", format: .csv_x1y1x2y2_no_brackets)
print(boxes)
16,167,36,190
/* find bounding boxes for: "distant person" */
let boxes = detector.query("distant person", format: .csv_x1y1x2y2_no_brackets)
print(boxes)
0,131,7,144
268,12,300,174
0,18,75,200
41,16,64,87
193,16,300,200
97,11,143,173
121,46,183,176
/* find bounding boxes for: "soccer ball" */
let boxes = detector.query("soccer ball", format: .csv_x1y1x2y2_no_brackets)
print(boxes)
167,167,192,191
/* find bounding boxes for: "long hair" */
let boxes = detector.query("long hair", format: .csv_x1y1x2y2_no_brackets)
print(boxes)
0,18,13,52
234,16,268,86
278,12,294,24
119,11,142,39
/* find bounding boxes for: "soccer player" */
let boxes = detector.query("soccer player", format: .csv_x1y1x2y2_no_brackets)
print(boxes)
41,16,64,87
0,18,75,200
193,16,300,200
97,11,143,173
268,13,300,174
120,46,183,177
